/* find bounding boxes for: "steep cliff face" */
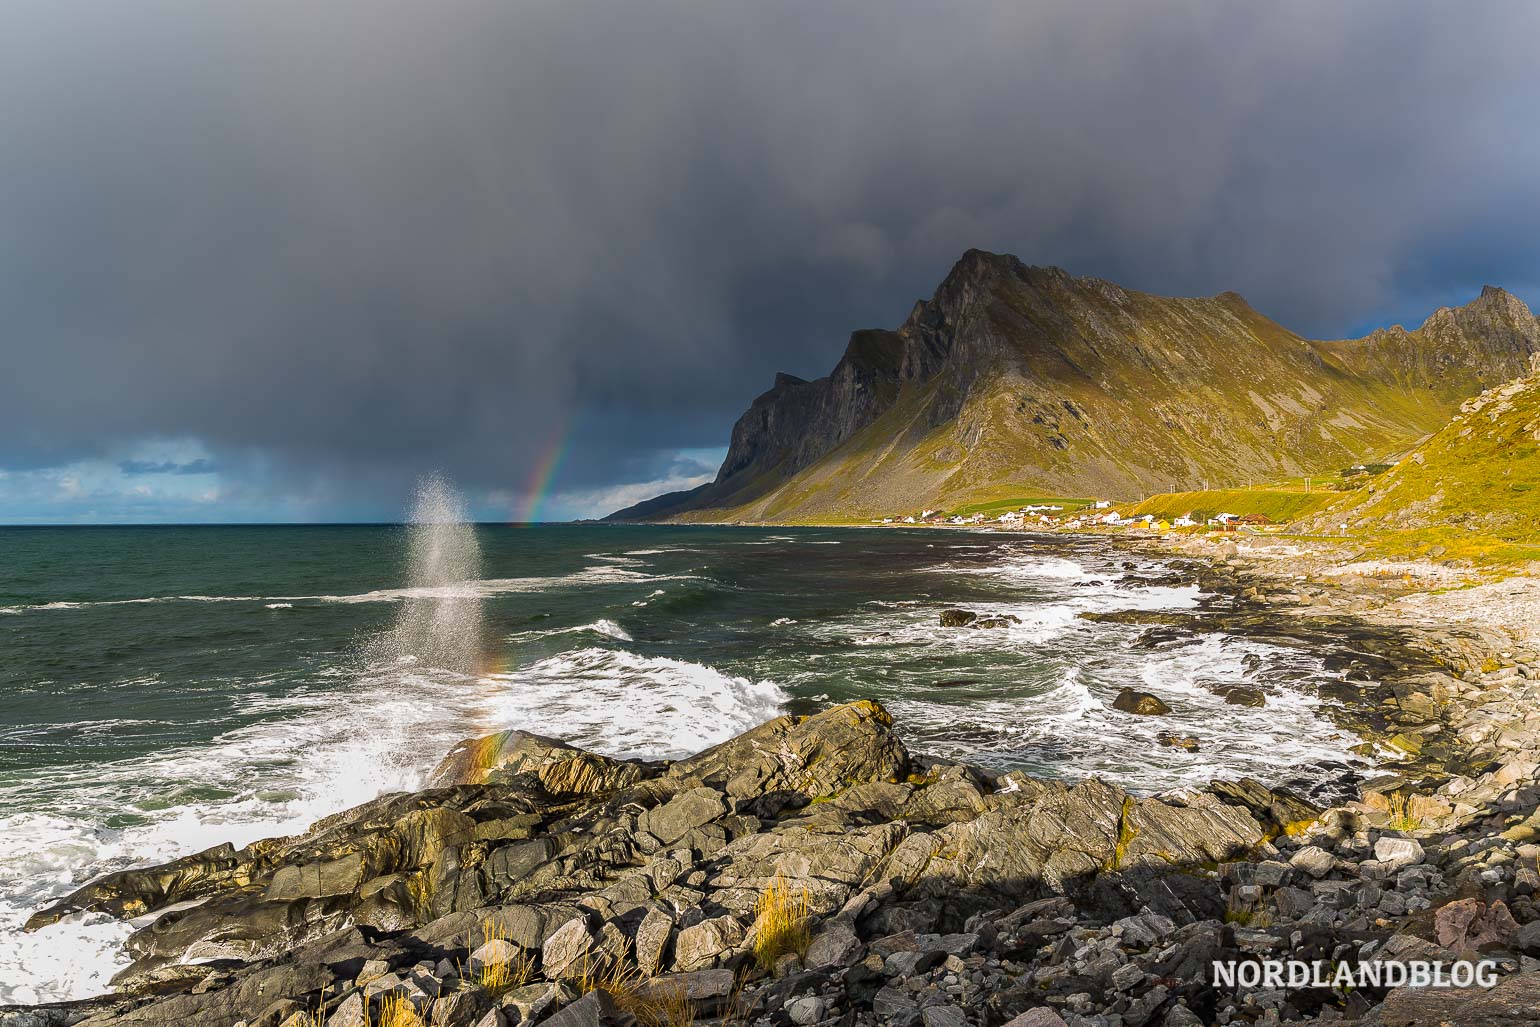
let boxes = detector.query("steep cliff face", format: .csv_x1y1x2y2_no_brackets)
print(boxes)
610,250,1539,522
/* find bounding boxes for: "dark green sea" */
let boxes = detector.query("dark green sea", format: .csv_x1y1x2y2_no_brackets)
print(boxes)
0,521,1362,1001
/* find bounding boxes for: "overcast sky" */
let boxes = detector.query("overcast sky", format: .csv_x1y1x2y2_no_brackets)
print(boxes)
3,1,1538,523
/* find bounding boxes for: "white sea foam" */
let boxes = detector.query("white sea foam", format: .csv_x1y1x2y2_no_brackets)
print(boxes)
0,668,461,1003
947,553,1090,581
481,648,787,759
586,553,645,565
888,635,1362,793
514,618,634,642
0,567,696,616
0,640,785,1003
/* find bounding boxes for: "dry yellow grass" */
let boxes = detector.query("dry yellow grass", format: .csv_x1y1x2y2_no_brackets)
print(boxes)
469,917,533,999
752,874,811,972
372,994,425,1027
572,950,698,1027
1366,790,1436,831
301,991,427,1027
296,986,328,1027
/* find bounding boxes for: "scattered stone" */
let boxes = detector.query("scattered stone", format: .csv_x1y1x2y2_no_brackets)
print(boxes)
804,922,863,969
1001,1010,1071,1027
1515,920,1540,956
786,995,827,1025
921,1005,967,1027
1113,688,1173,715
539,990,623,1027
1157,732,1201,752
1373,836,1425,871
672,915,744,972
1289,845,1336,878
541,918,598,980
1435,897,1519,952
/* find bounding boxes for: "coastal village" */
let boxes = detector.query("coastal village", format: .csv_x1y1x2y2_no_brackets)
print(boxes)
871,500,1278,535
863,462,1412,539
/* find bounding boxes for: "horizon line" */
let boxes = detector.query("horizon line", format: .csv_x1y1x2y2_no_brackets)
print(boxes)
0,519,604,528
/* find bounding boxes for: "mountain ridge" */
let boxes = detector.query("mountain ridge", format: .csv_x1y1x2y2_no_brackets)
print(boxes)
611,250,1539,522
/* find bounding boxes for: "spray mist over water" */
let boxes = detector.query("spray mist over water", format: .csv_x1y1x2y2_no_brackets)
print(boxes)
367,473,485,673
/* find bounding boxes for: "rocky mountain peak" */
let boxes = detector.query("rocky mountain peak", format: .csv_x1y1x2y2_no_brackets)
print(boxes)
609,250,1538,523
930,249,1075,306
1420,284,1537,334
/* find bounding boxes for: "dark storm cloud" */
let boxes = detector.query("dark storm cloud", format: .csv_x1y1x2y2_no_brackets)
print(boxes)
3,1,1539,518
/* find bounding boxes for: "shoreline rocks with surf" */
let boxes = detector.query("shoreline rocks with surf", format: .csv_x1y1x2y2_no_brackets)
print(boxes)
12,547,1540,1027
11,699,1310,1027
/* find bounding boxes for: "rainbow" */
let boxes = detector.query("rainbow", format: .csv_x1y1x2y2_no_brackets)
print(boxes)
516,422,570,523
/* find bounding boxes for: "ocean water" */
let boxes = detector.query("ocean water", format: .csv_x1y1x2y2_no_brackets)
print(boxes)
0,523,1363,1003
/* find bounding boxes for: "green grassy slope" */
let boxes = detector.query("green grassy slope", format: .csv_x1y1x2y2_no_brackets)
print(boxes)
1312,362,1540,564
1124,488,1343,524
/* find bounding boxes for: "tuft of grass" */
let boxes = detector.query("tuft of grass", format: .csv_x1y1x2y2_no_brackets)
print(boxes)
467,917,533,1000
297,986,328,1027
300,991,427,1027
1368,790,1436,832
372,994,425,1027
752,874,811,973
623,982,698,1027
572,949,697,1027
1223,887,1273,928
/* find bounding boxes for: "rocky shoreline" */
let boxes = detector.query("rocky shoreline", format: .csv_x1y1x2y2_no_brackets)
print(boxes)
8,548,1540,1027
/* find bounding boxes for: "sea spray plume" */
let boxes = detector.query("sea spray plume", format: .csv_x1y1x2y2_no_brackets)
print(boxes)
368,473,485,673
